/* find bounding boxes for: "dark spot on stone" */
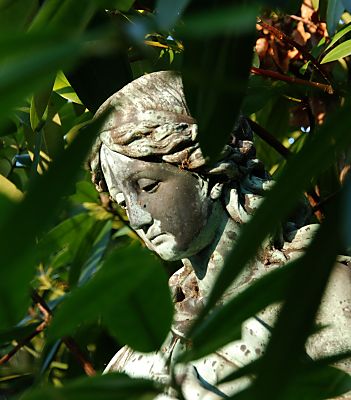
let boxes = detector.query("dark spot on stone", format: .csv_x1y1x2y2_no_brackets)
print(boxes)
175,286,185,302
227,231,237,241
143,204,146,208
255,348,261,355
245,350,251,356
240,344,246,351
250,329,253,335
138,355,142,360
212,361,217,366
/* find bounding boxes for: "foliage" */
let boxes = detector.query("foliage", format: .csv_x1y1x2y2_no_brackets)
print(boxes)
0,0,351,399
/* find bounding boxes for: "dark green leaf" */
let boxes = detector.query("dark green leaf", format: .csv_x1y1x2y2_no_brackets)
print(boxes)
0,31,84,127
104,254,174,351
21,373,161,400
49,245,173,352
156,0,191,30
0,0,38,32
178,4,258,38
0,118,101,328
68,220,107,287
327,0,344,35
181,2,256,161
0,323,40,343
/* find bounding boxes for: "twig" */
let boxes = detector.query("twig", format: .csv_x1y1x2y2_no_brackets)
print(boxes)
257,18,332,87
289,15,318,30
246,118,291,159
251,67,333,94
312,191,339,213
31,291,96,376
0,320,47,366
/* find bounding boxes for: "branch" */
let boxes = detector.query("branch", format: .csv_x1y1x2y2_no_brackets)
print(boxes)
246,118,291,159
0,320,47,366
250,67,333,94
257,18,332,88
32,291,96,376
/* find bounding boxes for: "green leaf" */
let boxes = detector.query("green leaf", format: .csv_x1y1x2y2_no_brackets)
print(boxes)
104,257,174,352
156,0,191,30
0,0,38,32
21,373,161,400
0,31,84,128
54,71,82,104
49,245,173,352
181,2,256,161
344,0,351,13
0,118,101,328
37,213,96,262
68,220,107,287
327,0,345,35
324,22,351,52
29,0,62,31
0,323,40,343
321,39,351,63
178,4,258,38
30,78,55,131
48,0,96,35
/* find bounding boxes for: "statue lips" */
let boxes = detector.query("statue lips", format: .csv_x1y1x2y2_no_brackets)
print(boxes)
147,232,168,244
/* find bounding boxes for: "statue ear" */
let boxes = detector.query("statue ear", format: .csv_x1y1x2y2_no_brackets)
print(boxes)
210,183,223,200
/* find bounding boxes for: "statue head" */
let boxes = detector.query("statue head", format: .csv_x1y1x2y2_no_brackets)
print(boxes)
90,71,272,261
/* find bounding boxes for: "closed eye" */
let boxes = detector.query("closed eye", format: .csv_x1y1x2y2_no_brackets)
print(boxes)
137,178,160,193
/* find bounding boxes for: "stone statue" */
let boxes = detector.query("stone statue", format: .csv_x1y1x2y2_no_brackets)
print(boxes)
90,71,351,399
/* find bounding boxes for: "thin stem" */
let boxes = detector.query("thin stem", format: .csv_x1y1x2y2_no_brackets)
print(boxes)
246,118,291,159
251,67,333,94
257,18,332,87
31,291,96,376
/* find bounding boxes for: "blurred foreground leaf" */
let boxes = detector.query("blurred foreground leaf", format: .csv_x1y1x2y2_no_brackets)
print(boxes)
0,31,84,126
181,2,256,161
0,118,101,328
49,245,173,352
21,373,161,400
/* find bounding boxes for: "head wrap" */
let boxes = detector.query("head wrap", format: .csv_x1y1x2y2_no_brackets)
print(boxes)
90,70,268,195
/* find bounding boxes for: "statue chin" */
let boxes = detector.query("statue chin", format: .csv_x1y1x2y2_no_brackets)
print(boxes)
90,71,351,399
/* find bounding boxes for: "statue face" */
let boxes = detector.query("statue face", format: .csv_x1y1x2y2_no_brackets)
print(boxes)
100,144,221,261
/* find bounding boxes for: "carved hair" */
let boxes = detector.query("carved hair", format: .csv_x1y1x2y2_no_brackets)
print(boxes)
91,71,270,202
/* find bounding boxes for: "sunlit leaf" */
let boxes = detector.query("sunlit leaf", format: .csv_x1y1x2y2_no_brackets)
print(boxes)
0,174,23,202
321,39,351,63
324,22,351,52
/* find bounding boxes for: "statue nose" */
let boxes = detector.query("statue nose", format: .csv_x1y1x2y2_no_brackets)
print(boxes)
125,194,153,230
